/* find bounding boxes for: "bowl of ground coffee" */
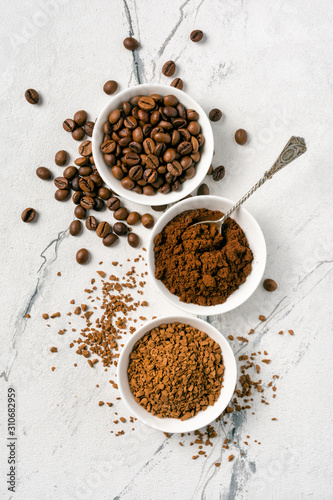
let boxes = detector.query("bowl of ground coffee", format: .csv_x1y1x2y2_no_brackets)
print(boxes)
147,195,266,315
92,84,214,206
118,315,237,433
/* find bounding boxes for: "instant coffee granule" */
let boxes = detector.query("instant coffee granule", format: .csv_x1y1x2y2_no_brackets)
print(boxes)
128,322,224,419
154,208,253,306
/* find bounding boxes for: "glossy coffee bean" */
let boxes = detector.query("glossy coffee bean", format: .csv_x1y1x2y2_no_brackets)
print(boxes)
123,37,139,50
21,208,37,223
76,248,89,264
212,165,225,182
74,110,87,126
70,220,82,236
107,197,120,211
128,233,140,248
103,80,118,95
96,221,110,238
141,213,154,228
25,89,39,104
98,187,112,200
63,119,76,132
71,177,81,191
113,222,128,236
72,127,85,141
84,121,95,137
74,205,86,219
190,29,203,42
78,140,92,157
55,189,70,201
197,183,210,195
36,167,52,180
54,177,69,190
63,166,78,180
235,129,248,145
93,198,105,211
103,233,118,247
162,60,176,77
209,108,222,122
170,78,183,90
263,279,277,292
85,216,97,231
126,212,141,225
114,207,128,220
55,150,67,166
72,191,82,205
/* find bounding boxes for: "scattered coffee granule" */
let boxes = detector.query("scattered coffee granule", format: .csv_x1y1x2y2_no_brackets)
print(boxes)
50,312,61,319
50,347,58,353
228,455,234,462
24,313,31,318
98,401,104,406
57,272,61,277
288,330,294,336
128,322,224,420
259,315,266,322
74,307,81,315
215,462,221,467
278,331,283,335
228,335,234,341
51,367,56,371
154,209,253,306
42,313,49,320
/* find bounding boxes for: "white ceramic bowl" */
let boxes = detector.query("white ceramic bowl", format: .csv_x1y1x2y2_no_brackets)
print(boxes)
92,84,214,206
118,315,237,433
147,196,266,315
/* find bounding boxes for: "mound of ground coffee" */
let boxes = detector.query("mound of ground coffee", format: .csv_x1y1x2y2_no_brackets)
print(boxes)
128,322,224,420
154,208,253,306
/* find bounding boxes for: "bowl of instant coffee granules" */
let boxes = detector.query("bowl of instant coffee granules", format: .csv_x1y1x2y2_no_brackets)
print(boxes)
118,315,237,433
92,84,214,206
147,195,266,315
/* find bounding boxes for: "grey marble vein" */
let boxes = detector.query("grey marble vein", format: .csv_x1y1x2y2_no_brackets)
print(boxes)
123,0,145,84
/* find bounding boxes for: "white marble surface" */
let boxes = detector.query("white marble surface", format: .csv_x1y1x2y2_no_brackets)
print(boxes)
1,0,333,499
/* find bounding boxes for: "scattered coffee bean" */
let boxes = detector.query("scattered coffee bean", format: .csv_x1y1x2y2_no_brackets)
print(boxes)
71,177,81,191
93,198,105,211
74,205,86,219
126,211,141,225
25,89,39,104
80,196,95,210
190,30,203,42
84,121,95,137
113,222,128,236
235,129,248,145
207,164,213,175
209,108,222,122
54,177,69,190
114,207,128,220
107,197,121,211
79,177,94,192
98,187,112,200
63,166,78,180
21,208,37,223
72,127,85,141
74,157,89,167
70,220,82,236
55,189,70,201
72,191,82,204
103,80,118,95
197,183,209,195
86,216,98,231
55,150,67,166
63,119,76,132
141,213,154,228
263,279,277,292
78,140,92,157
162,61,176,77
103,233,118,247
36,167,52,180
96,221,111,238
78,166,92,177
76,248,89,265
128,233,140,248
212,165,225,182
170,78,183,90
152,205,167,212
74,110,87,126
123,37,139,50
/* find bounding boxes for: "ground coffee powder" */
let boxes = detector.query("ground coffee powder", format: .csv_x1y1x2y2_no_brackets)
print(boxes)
154,208,253,306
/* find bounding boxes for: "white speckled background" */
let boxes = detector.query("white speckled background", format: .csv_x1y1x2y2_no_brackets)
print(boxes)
1,0,333,499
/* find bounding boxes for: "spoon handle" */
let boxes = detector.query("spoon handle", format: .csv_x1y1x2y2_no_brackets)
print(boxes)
220,136,307,224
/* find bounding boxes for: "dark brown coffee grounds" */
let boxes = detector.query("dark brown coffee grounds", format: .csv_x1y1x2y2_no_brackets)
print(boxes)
128,322,224,419
154,208,253,306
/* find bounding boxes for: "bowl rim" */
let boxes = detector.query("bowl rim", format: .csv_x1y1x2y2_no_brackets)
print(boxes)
147,195,267,316
117,315,237,433
91,83,214,206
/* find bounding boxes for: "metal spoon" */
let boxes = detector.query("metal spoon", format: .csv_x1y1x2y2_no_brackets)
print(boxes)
192,136,307,232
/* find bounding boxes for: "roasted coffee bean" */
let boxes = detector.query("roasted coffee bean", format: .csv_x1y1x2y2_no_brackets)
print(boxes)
177,141,192,155
184,166,195,179
55,189,70,201
143,168,158,183
212,165,225,182
180,156,192,170
163,95,178,107
96,221,110,238
132,185,143,194
74,157,89,167
132,126,143,143
209,108,222,122
70,220,82,236
71,177,81,191
187,109,199,121
85,216,97,231
143,123,153,136
124,115,137,129
170,78,183,90
129,141,142,154
54,176,69,190
197,183,209,196
167,161,182,176
152,177,163,190
171,180,181,191
74,110,87,126
114,207,128,220
72,191,82,204
197,133,205,147
80,196,95,210
84,121,95,137
188,121,201,135
171,130,181,147
121,177,135,190
178,129,191,142
176,103,186,119
78,140,92,157
93,198,105,211
101,140,116,154
90,174,103,187
207,164,213,175
154,132,171,144
63,119,76,132
190,29,203,42
163,148,176,163
55,150,67,166
123,101,132,115
76,248,89,265
146,154,159,169
143,185,155,196
103,80,118,95
79,177,94,192
191,151,200,162
113,222,128,236
263,279,278,292
152,205,167,212
123,37,139,50
129,165,143,180
127,211,141,225
72,127,85,141
150,110,160,125
25,88,39,104
163,106,178,119
138,96,155,111
150,93,163,102
128,233,140,248
124,152,140,166
159,120,173,131
97,187,112,200
172,118,187,129
103,233,118,247
141,213,154,228
155,143,166,157
162,60,176,77
191,136,199,153
21,208,36,223
63,166,78,180
36,167,52,180
143,138,155,155
159,183,171,194
109,109,121,124
74,205,86,219
165,172,174,184
235,129,248,145
107,197,120,211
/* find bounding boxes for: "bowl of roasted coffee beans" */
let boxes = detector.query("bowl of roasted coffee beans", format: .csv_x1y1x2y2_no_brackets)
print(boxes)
118,315,237,433
92,84,214,206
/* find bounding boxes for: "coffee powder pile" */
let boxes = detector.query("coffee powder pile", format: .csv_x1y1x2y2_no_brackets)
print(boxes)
154,208,253,306
128,322,224,419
